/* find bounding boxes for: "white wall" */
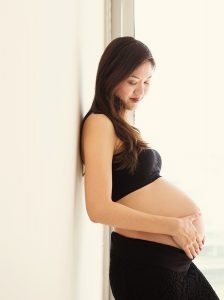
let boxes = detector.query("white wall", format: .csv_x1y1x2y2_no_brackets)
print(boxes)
75,1,106,299
0,0,105,299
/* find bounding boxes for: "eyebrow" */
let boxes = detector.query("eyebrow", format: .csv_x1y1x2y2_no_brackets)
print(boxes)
129,75,152,79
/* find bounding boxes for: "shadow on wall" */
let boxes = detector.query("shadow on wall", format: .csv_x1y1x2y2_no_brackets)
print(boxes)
74,103,84,295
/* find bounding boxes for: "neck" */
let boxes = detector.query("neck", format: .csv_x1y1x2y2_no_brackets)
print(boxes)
123,110,133,126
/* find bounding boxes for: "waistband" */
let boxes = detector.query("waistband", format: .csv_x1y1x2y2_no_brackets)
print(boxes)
110,231,193,273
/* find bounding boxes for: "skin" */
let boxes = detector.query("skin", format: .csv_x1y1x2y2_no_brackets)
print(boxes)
82,111,204,259
114,60,152,121
112,60,205,258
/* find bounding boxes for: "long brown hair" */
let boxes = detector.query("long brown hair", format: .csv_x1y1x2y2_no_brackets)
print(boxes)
80,36,156,175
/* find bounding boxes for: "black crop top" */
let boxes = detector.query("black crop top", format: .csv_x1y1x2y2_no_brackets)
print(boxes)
111,148,162,201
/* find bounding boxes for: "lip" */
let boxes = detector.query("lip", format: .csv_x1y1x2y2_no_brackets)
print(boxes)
130,98,141,102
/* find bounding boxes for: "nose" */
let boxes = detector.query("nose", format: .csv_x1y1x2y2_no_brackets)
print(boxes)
134,83,145,98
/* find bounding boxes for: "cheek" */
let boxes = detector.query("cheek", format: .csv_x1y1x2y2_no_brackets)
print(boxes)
122,85,133,96
144,86,150,94
117,87,130,98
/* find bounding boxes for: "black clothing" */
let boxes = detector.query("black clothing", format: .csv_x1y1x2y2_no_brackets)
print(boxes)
109,232,220,300
112,148,162,201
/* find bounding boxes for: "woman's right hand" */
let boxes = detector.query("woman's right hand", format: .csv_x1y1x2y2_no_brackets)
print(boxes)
171,212,203,259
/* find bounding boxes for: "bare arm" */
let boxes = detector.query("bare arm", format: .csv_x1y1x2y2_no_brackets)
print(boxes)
90,197,178,235
89,196,202,260
81,113,202,258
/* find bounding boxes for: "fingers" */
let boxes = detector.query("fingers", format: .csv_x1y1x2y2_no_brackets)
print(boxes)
183,235,203,259
173,216,204,259
190,241,200,257
184,247,194,260
196,236,203,250
189,211,201,222
202,235,205,245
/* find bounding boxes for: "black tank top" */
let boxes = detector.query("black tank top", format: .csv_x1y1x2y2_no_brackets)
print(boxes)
112,148,162,201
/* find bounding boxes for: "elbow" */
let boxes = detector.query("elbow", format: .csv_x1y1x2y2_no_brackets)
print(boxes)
89,214,98,223
87,203,111,223
87,209,101,223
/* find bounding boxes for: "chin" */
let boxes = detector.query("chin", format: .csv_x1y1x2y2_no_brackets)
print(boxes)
126,107,135,112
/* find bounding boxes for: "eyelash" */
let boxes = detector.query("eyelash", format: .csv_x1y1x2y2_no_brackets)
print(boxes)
129,82,150,85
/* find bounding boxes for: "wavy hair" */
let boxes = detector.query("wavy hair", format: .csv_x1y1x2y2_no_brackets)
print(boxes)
80,36,156,175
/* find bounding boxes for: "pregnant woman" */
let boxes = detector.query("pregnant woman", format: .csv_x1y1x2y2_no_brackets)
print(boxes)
80,36,220,299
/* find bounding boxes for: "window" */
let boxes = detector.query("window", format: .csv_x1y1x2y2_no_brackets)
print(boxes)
134,0,224,297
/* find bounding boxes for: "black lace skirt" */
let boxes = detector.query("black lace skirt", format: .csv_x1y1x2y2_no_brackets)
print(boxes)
109,231,220,300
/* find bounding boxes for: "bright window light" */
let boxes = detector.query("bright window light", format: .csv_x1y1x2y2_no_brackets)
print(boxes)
134,0,224,297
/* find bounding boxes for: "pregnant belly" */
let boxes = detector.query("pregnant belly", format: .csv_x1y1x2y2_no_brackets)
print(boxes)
113,177,205,249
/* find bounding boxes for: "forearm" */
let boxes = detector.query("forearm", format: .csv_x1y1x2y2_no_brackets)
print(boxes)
91,200,178,236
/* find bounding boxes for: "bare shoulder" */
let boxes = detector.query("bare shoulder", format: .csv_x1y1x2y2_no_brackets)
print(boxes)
81,113,117,164
81,113,117,221
83,113,114,129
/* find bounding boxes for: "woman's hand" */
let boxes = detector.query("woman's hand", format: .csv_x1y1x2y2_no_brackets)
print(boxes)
171,212,203,259
202,235,205,246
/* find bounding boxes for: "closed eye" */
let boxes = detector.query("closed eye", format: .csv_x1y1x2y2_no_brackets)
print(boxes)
128,81,151,86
